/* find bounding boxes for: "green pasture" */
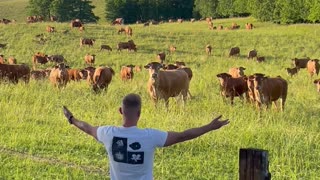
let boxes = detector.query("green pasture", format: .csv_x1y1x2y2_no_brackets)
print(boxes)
0,16,320,179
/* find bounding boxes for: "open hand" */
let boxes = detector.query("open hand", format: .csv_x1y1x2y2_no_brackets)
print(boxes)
209,115,229,130
63,106,74,124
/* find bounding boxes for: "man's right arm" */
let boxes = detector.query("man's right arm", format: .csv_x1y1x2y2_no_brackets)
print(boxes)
163,115,229,147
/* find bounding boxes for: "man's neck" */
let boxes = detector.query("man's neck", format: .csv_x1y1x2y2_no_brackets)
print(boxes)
122,118,138,127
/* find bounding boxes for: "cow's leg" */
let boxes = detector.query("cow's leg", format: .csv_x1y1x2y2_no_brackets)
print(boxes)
230,96,234,105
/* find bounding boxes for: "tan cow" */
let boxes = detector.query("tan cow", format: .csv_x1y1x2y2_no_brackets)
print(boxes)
68,68,82,81
84,54,96,66
313,79,320,93
49,63,69,88
46,26,55,33
0,54,5,64
252,74,288,111
120,65,135,80
91,66,115,93
169,45,176,53
0,63,30,83
228,67,246,78
245,23,253,30
307,59,320,77
8,57,17,64
206,45,212,55
144,62,190,108
125,26,133,36
247,49,257,59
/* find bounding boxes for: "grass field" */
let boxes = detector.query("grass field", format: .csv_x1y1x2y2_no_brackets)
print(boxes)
0,8,320,180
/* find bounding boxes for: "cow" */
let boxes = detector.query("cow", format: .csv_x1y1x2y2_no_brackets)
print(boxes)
84,54,96,66
71,19,83,28
81,66,96,82
228,67,246,78
256,56,265,63
190,18,196,23
50,15,57,22
251,74,288,111
112,18,124,25
206,45,212,55
314,79,320,93
0,54,5,64
231,22,240,29
244,73,265,104
67,68,82,81
208,21,215,30
125,26,132,36
169,45,176,53
117,27,126,34
174,61,186,67
307,59,320,77
163,64,178,70
150,20,159,25
120,65,135,81
8,57,17,64
117,40,137,52
247,49,257,59
80,38,95,47
157,52,166,64
46,26,55,33
79,26,85,32
177,19,183,23
49,63,69,88
134,65,142,72
100,45,112,51
143,22,149,27
292,57,310,69
286,67,299,77
216,73,249,105
48,55,65,63
32,53,49,69
91,66,115,93
144,62,190,108
245,23,254,30
217,25,223,30
30,69,50,80
229,47,240,57
0,63,30,84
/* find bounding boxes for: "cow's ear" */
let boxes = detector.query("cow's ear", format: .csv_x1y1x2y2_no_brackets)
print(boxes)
314,79,319,84
144,64,150,69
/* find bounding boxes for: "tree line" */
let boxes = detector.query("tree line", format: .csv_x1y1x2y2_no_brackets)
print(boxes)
28,0,320,24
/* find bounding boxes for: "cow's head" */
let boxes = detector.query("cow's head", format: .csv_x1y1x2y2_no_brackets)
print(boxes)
144,62,163,82
314,79,320,93
238,67,246,76
216,73,232,86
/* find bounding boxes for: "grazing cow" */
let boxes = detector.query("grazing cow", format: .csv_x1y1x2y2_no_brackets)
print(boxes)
125,26,133,36
80,38,95,47
144,62,190,107
228,67,246,78
150,20,159,25
32,53,49,69
229,47,240,57
50,15,57,22
292,57,310,69
81,66,96,81
71,19,83,28
313,79,320,93
8,57,17,64
252,74,288,111
30,69,50,80
100,45,112,51
117,40,137,52
117,27,126,34
169,45,176,53
91,66,115,93
157,52,166,64
67,68,82,81
120,65,135,80
216,73,249,105
206,45,212,55
256,56,265,63
286,67,299,77
49,63,69,88
174,61,186,67
247,49,257,59
46,26,55,33
307,59,320,77
0,63,30,83
177,19,183,23
245,23,254,30
1,18,11,24
143,22,149,27
190,18,196,23
48,55,65,63
112,18,124,25
84,54,96,66
134,65,142,72
0,55,5,64
231,22,240,29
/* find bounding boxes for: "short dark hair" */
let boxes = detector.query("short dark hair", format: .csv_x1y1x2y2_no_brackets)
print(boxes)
122,93,141,109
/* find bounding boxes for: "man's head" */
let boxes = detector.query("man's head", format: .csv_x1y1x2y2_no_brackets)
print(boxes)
120,93,141,123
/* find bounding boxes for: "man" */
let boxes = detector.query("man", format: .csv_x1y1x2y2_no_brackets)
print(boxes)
63,93,229,180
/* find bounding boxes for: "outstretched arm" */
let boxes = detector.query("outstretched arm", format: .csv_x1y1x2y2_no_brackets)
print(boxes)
63,106,98,140
164,115,229,147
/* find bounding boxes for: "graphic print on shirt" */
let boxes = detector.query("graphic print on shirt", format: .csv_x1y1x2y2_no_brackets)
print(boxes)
112,136,144,164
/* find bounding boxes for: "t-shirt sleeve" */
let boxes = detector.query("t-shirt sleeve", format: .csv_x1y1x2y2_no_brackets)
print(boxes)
149,129,168,147
97,126,111,143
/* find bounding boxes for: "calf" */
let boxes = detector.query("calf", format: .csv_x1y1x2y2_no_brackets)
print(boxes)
229,47,240,57
84,54,96,66
117,40,137,52
228,67,246,78
32,53,49,69
8,57,17,64
247,49,257,59
314,79,320,93
91,66,115,93
169,45,176,53
307,59,320,77
67,68,82,81
206,45,212,55
100,45,112,51
144,62,190,108
48,55,64,63
49,63,69,88
30,69,50,80
286,67,299,77
46,26,55,33
120,65,134,80
80,38,95,47
256,56,265,63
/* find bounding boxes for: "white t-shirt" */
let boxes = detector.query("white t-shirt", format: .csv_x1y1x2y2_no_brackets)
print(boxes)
97,126,168,180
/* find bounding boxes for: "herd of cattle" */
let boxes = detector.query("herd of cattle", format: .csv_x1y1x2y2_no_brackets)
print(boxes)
0,18,319,111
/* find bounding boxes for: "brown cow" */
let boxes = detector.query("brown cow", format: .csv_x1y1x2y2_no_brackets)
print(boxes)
8,57,17,64
256,56,265,63
46,26,55,33
247,49,257,59
67,68,82,81
117,40,137,52
48,55,65,63
216,73,249,105
174,61,186,67
0,63,30,84
80,38,95,47
169,45,176,53
112,18,124,25
157,52,166,64
100,45,112,51
244,73,265,104
229,47,240,57
144,62,190,108
71,19,83,28
228,67,246,78
206,44,212,55
313,79,320,93
286,67,299,77
91,66,115,93
120,65,135,80
49,63,69,88
30,69,50,80
81,66,96,82
292,57,310,69
32,53,49,69
307,59,320,77
84,54,96,66
252,75,288,111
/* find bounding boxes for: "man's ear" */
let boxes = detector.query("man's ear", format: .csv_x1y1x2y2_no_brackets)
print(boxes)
119,107,123,114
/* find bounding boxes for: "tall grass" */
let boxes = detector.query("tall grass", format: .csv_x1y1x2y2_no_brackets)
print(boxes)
0,17,320,179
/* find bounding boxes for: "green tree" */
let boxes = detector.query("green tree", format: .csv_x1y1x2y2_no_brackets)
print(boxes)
193,0,219,18
27,0,51,20
308,0,320,23
249,0,275,22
